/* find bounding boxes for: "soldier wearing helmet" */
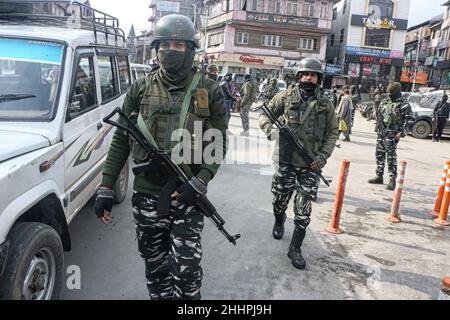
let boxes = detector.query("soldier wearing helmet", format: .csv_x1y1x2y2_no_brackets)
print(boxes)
368,82,411,190
260,77,280,104
206,64,219,81
259,57,338,270
239,74,257,135
95,14,228,300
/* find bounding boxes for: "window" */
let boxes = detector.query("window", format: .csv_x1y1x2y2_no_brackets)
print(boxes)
275,0,281,14
208,32,224,47
330,34,335,46
0,38,64,121
237,0,247,10
298,38,316,51
97,56,119,103
117,56,131,93
222,0,231,12
286,0,298,15
343,0,347,14
252,0,265,12
237,31,249,44
261,35,282,47
340,28,345,43
320,1,328,19
333,8,337,20
302,0,315,17
70,56,96,116
364,0,394,48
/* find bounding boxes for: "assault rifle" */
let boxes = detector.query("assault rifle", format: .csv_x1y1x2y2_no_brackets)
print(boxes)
104,108,241,245
374,105,387,138
255,103,331,187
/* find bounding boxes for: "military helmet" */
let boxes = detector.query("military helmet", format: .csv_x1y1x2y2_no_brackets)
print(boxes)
296,58,323,77
387,82,402,96
150,14,200,49
206,64,218,74
270,77,278,82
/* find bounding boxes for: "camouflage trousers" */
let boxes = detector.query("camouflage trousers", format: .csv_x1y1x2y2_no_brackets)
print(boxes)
240,104,250,131
132,192,204,300
375,131,399,180
271,164,319,230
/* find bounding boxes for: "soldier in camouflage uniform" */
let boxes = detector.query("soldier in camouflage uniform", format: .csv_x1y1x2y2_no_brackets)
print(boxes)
239,74,257,136
259,58,339,270
261,78,280,104
368,82,410,191
94,14,228,300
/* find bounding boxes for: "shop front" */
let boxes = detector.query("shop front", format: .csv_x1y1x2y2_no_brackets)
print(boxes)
344,46,404,93
213,52,284,81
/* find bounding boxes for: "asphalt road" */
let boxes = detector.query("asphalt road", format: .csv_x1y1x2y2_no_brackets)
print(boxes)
61,110,450,300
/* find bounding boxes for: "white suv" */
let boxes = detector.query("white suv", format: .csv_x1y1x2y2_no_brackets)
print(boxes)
0,2,130,299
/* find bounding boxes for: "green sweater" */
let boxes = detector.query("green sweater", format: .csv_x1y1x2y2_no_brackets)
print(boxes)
101,70,228,195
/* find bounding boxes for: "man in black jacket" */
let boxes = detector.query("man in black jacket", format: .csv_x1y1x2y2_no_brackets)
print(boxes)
433,94,450,142
220,73,235,123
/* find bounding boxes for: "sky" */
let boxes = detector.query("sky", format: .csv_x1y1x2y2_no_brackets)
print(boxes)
88,0,447,36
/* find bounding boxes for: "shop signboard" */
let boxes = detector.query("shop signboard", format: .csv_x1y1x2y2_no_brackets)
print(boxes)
400,71,428,84
325,64,342,75
247,12,318,28
351,15,408,31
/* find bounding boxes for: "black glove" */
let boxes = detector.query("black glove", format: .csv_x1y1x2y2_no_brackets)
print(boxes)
176,177,207,206
314,154,327,169
94,188,114,218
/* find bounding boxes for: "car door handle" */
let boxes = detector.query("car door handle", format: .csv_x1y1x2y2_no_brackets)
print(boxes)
97,122,103,131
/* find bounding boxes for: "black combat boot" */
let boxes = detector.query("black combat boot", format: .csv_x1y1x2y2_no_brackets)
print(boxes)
272,214,286,240
386,179,396,191
368,176,383,184
287,228,306,270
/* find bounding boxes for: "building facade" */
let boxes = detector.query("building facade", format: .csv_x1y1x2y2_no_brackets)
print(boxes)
203,0,337,83
433,1,450,89
401,21,431,91
326,0,410,92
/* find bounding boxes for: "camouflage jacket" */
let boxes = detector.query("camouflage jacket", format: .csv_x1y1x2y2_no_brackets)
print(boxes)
101,67,228,195
240,80,257,106
379,97,411,136
259,85,339,168
262,84,279,103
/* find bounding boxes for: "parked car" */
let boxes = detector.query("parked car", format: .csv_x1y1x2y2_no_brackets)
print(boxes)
130,63,153,82
408,91,450,139
0,3,130,299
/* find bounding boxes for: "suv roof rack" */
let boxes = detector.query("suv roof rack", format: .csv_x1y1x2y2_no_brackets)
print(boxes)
0,1,126,47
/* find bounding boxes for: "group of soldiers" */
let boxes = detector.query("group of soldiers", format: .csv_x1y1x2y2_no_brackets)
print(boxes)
205,67,281,136
93,14,413,300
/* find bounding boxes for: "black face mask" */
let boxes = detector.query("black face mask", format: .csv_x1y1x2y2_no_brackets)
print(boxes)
157,50,193,75
209,74,218,81
299,81,318,96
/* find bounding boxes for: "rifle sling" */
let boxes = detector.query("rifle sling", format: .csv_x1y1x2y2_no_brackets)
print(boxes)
137,72,202,179
135,73,202,215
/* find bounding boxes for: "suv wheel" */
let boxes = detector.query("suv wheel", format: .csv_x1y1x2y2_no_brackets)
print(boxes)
113,160,129,204
411,120,432,139
0,223,63,300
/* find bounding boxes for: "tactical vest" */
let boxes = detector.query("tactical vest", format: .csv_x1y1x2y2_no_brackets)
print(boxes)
130,73,211,163
280,86,330,165
381,100,402,130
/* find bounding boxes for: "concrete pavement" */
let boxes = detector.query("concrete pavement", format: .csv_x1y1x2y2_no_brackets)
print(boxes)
61,109,450,300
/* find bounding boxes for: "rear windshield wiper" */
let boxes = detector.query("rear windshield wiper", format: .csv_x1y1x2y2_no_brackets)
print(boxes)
0,94,36,103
